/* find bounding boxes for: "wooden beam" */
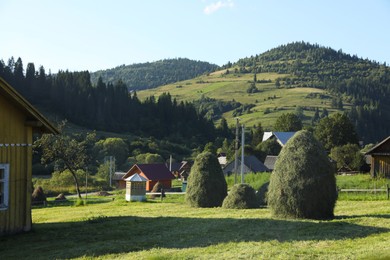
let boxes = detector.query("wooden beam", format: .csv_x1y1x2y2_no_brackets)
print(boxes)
25,120,43,128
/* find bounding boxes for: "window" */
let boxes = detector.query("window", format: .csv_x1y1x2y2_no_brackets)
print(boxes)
0,164,9,210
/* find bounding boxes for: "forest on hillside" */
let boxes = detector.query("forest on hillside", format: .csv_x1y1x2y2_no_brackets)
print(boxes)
0,58,217,147
90,58,218,91
231,42,390,143
1,42,389,145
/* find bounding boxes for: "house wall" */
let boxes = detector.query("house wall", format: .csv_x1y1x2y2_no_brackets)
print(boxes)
116,180,126,189
0,94,33,235
371,155,390,178
147,180,172,192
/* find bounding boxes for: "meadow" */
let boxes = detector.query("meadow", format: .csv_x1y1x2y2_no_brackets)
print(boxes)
137,70,344,128
1,185,390,259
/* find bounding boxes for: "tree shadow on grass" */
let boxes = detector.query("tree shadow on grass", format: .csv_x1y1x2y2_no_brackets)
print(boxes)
2,215,389,259
336,214,390,220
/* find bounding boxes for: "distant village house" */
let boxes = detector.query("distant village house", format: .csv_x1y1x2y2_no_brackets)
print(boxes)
365,136,390,178
122,164,175,191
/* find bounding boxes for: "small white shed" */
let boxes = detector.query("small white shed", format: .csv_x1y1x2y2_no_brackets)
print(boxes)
125,173,147,202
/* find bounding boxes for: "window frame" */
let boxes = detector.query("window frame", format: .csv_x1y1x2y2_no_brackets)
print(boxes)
0,164,10,210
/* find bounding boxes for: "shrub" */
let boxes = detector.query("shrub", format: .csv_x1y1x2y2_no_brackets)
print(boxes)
267,130,337,220
222,184,259,209
186,152,227,207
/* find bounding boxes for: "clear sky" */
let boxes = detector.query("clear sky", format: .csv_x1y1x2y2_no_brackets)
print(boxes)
1,0,389,73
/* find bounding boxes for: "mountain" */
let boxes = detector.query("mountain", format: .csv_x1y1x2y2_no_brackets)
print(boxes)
90,58,219,91
1,42,389,144
138,42,390,143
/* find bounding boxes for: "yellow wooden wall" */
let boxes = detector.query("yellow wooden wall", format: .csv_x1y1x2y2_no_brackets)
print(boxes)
0,93,33,235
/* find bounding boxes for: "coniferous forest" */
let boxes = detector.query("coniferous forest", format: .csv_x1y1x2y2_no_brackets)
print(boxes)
232,42,390,143
1,42,390,146
0,58,216,146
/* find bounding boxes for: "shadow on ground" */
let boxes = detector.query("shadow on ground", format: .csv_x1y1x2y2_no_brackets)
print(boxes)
1,214,389,259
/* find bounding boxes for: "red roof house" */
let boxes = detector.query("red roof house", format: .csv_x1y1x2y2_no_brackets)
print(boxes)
122,164,175,191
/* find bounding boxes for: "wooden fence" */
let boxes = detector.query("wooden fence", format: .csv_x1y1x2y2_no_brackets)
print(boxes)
339,184,390,199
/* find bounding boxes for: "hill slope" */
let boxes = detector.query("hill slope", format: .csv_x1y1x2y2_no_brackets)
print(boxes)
138,42,390,143
90,58,218,91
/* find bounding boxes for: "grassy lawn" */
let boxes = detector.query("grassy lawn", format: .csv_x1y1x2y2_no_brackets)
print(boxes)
1,193,390,259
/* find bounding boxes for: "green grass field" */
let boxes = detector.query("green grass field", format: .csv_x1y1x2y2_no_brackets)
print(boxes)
1,191,390,259
137,70,344,129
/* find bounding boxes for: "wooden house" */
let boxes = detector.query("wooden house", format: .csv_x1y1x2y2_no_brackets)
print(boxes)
365,136,390,178
166,160,192,181
122,164,175,191
0,77,58,235
112,171,126,189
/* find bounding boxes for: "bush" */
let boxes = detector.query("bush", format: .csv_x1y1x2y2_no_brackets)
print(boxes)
186,152,227,207
267,130,337,220
222,184,259,209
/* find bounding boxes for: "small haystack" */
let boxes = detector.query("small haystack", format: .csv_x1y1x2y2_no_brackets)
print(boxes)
32,186,47,204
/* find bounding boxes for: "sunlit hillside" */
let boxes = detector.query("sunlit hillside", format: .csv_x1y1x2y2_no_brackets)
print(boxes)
138,69,343,129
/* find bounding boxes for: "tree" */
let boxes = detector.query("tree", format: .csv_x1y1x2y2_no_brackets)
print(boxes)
222,184,259,209
251,123,264,147
34,122,94,199
203,142,217,154
185,152,227,207
267,130,337,220
255,138,281,161
95,137,129,167
217,117,231,138
314,113,358,150
274,113,302,132
329,144,365,171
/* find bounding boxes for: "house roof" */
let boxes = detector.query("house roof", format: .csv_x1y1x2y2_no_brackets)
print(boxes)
126,163,175,181
365,136,390,155
264,155,278,171
262,131,296,146
166,162,182,172
125,173,148,182
224,155,269,173
243,155,269,172
112,172,126,181
0,77,58,134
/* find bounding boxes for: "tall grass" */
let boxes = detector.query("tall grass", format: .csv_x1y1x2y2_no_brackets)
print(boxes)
226,172,390,201
226,172,271,190
336,173,390,189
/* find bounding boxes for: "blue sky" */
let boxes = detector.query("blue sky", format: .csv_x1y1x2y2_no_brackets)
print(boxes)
1,0,389,72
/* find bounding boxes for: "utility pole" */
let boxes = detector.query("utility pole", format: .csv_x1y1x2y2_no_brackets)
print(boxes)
234,118,240,184
106,156,115,187
241,124,245,184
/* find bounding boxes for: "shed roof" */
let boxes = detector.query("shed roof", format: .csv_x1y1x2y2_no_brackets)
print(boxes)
264,155,278,171
365,136,390,155
112,172,126,181
0,77,58,134
125,173,148,182
223,155,269,173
